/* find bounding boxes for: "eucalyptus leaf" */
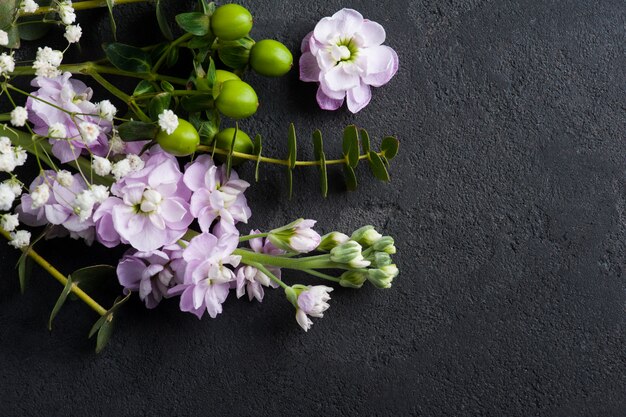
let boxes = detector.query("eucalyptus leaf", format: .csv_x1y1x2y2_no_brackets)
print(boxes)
287,123,297,169
48,276,73,330
17,252,33,294
342,125,359,168
95,317,114,354
117,121,158,142
381,136,399,159
312,129,323,161
319,151,328,198
368,151,390,182
343,164,358,191
105,0,117,40
176,12,210,36
254,134,262,182
156,0,173,40
360,128,371,154
286,165,293,199
104,43,151,73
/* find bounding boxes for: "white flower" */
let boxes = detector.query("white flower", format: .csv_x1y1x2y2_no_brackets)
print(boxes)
13,147,27,166
78,121,100,144
295,285,333,332
33,47,63,78
48,122,67,139
30,183,50,209
0,137,11,154
108,131,125,154
57,0,76,25
111,159,131,180
92,156,111,176
10,106,28,127
9,230,31,249
90,184,109,203
1,213,19,232
20,0,39,13
56,170,73,187
3,179,22,197
64,24,82,44
126,154,144,172
74,189,96,221
95,99,116,121
0,183,15,211
0,153,16,173
0,53,15,76
0,30,8,47
158,109,178,135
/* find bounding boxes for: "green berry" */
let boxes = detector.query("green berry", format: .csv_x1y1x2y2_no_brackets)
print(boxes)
214,79,259,119
156,119,200,157
250,39,293,77
214,127,254,165
211,4,253,41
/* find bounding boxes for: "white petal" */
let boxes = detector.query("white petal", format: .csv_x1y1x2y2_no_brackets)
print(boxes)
332,8,364,37
355,20,386,47
322,64,360,91
313,17,336,43
346,82,372,113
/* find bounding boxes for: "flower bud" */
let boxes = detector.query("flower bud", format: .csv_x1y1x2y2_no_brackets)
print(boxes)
284,286,298,307
367,264,399,289
268,218,321,253
317,231,350,251
351,225,383,247
372,236,396,254
330,240,370,268
370,251,392,268
339,271,368,289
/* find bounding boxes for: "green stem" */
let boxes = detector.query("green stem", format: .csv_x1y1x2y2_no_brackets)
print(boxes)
18,0,150,16
234,249,347,271
239,233,269,242
152,32,194,73
0,228,107,316
198,144,386,167
302,269,341,283
250,262,289,290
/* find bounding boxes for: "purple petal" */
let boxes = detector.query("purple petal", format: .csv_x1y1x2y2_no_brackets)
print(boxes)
346,82,372,113
316,87,345,111
300,31,313,53
183,155,214,191
299,52,321,82
116,257,144,290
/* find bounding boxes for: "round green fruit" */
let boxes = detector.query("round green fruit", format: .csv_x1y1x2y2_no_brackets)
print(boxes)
214,80,259,119
210,4,253,41
156,119,200,157
249,39,293,77
215,69,241,85
214,127,254,165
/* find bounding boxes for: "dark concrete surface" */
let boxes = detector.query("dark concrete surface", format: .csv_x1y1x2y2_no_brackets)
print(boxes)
1,0,625,416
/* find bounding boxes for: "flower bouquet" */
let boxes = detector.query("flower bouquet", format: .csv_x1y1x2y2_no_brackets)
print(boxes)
0,0,400,351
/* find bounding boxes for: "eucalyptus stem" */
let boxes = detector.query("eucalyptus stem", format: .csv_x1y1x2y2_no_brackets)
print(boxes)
18,0,150,16
0,228,107,316
197,145,386,167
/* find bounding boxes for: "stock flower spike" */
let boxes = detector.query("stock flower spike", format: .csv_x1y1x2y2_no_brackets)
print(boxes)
299,8,399,112
0,1,401,351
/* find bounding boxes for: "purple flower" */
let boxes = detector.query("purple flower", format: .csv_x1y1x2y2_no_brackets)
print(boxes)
299,8,399,113
183,155,251,232
116,245,186,308
169,231,241,319
26,72,112,163
234,230,284,302
94,150,193,252
268,218,321,253
295,285,334,332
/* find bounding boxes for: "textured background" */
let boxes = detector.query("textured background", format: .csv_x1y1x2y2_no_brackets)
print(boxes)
0,0,625,415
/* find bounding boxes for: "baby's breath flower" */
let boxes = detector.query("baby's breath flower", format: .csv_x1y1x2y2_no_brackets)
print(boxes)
48,122,67,139
158,109,178,135
90,184,109,203
96,99,117,121
92,156,112,176
57,0,76,25
0,53,15,76
0,213,19,232
109,131,125,154
56,170,73,187
111,158,131,180
78,121,100,144
0,183,15,211
74,189,95,221
30,183,50,209
9,230,31,249
64,24,82,44
126,154,144,172
20,0,39,13
10,106,28,127
3,178,22,197
33,47,63,78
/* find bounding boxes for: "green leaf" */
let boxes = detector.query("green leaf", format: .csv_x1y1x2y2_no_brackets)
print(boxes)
105,0,117,40
117,121,158,142
0,1,19,35
48,276,73,330
287,123,297,169
342,125,360,168
148,92,172,121
206,57,216,89
254,134,262,182
133,80,155,96
175,12,210,36
181,93,213,113
17,251,33,294
4,25,19,49
343,164,358,191
319,151,328,198
217,37,254,70
286,165,293,199
312,129,323,161
18,20,51,41
187,33,215,50
160,80,175,93
368,151,390,182
198,0,216,15
71,265,116,289
103,43,151,73
165,46,179,68
381,136,399,159
95,317,113,354
360,128,371,154
156,0,173,40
